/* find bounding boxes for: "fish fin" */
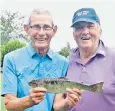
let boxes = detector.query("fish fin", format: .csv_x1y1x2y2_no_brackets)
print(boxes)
89,82,104,93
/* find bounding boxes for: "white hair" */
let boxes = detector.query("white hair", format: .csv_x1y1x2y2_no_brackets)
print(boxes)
24,8,54,26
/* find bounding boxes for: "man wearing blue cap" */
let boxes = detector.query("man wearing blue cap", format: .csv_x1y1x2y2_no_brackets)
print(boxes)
53,8,115,111
66,7,115,111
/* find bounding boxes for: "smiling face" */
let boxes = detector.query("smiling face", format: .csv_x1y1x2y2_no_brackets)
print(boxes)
24,13,57,52
73,21,102,51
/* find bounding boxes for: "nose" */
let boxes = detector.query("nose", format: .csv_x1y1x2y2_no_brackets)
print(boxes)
81,27,90,35
37,28,45,35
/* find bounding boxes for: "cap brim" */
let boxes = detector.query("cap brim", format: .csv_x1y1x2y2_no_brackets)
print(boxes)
71,18,96,27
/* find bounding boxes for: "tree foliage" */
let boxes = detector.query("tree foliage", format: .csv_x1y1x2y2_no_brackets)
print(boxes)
58,42,71,57
1,40,26,67
0,10,28,45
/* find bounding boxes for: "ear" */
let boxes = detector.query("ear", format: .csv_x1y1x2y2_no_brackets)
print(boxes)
52,25,57,36
99,28,102,35
24,24,29,34
73,31,76,40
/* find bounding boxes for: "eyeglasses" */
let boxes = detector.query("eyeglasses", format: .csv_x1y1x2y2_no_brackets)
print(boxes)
29,24,53,31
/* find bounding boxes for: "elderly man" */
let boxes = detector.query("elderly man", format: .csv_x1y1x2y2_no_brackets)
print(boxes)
1,9,81,111
66,8,115,111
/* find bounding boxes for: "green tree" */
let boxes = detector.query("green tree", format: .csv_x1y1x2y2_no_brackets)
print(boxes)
0,10,28,45
1,40,26,67
58,42,71,57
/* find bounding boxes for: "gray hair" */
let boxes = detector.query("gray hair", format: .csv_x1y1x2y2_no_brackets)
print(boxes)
24,8,54,26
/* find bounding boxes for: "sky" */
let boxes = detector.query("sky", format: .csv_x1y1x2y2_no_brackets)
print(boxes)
1,0,115,51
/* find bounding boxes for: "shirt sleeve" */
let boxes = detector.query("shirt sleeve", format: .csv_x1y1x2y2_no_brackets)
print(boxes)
113,51,115,74
102,52,115,110
1,54,17,96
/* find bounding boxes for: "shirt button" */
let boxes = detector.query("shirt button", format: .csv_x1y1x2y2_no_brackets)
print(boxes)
82,67,86,73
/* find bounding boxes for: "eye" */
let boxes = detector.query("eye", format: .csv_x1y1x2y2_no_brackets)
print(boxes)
33,25,41,29
75,26,83,29
44,25,50,28
43,25,53,30
30,25,41,29
87,24,95,29
29,24,53,31
74,25,83,31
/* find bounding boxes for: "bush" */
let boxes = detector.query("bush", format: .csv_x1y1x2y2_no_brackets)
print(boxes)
58,47,70,58
1,40,26,67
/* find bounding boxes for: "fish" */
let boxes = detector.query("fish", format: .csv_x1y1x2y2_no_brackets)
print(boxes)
28,78,104,93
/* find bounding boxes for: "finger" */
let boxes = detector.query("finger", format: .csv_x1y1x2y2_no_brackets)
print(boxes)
30,92,46,99
67,92,81,101
72,88,82,96
68,95,78,106
32,95,45,101
68,92,81,106
66,88,82,97
32,97,45,105
68,93,80,102
31,95,45,104
32,87,47,93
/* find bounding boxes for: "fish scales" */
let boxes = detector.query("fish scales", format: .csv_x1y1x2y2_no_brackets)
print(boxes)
28,78,103,93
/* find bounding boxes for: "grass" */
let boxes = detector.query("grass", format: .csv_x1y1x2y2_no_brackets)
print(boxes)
1,97,6,111
0,72,6,111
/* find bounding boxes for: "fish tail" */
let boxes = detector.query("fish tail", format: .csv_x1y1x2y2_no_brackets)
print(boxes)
89,82,103,93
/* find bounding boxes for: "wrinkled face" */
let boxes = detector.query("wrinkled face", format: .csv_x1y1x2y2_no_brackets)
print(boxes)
24,13,57,50
73,21,102,50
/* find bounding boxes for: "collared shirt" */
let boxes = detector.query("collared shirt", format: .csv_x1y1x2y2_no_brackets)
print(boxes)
67,40,115,111
2,42,68,111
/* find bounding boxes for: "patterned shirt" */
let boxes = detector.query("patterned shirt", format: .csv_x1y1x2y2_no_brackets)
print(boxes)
2,42,68,111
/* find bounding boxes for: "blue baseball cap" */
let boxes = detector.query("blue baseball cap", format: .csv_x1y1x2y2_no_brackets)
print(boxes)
71,8,100,27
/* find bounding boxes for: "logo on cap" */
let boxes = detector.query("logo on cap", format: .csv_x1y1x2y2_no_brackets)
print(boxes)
77,11,89,16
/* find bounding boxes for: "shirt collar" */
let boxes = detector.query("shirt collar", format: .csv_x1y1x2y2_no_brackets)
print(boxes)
26,41,36,57
26,41,54,59
95,40,106,56
47,49,54,60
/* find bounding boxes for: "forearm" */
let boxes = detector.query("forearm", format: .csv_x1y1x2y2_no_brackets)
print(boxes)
5,95,33,111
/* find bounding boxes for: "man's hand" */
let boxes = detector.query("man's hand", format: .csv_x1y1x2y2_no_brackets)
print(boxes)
53,88,82,111
66,88,82,107
4,87,47,111
29,87,47,105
